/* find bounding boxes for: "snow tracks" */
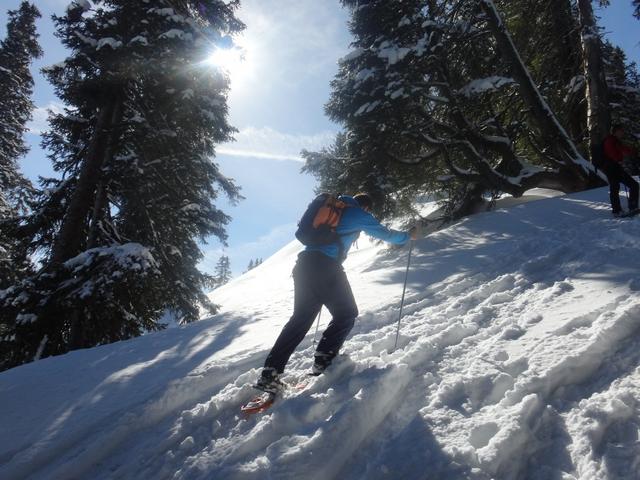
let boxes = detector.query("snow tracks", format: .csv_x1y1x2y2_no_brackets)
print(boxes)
5,190,640,480
114,194,640,479
183,193,640,480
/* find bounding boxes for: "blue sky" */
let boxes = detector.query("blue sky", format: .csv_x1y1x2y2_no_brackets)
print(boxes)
1,0,639,277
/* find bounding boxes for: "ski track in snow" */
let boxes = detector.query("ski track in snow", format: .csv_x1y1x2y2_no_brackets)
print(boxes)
2,188,640,479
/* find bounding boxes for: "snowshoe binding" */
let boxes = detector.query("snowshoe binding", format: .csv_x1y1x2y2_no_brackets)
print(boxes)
310,353,333,376
241,369,284,415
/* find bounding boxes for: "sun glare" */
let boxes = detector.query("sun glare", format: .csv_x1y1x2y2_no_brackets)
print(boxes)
205,45,248,84
201,29,256,97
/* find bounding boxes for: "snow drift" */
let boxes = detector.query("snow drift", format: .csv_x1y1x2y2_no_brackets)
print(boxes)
1,187,640,480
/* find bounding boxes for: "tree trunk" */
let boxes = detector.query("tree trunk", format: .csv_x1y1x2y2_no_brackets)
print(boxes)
50,96,123,264
552,0,586,142
479,0,592,186
87,181,107,249
576,0,610,150
451,182,486,220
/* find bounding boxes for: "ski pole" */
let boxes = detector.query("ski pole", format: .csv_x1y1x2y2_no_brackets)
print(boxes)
312,308,322,345
392,240,414,352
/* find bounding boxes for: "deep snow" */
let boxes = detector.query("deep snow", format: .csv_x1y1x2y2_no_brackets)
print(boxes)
2,187,640,480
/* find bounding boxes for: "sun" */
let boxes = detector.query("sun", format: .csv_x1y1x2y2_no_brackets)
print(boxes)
205,42,249,87
201,30,257,97
207,47,243,73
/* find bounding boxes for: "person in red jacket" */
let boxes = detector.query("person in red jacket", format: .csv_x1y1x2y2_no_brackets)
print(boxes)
601,124,639,216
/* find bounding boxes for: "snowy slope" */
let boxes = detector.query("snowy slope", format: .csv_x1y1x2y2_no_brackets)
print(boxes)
2,187,640,480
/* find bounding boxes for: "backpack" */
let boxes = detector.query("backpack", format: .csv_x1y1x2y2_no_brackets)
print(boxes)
295,193,348,246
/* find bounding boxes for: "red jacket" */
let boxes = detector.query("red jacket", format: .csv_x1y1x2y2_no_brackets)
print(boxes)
603,134,636,164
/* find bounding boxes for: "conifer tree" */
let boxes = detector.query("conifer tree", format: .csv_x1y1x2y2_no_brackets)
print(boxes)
603,42,640,149
249,257,263,269
577,0,610,151
0,0,244,369
319,0,598,218
0,1,41,216
0,1,41,291
214,255,232,286
501,0,585,141
301,132,355,195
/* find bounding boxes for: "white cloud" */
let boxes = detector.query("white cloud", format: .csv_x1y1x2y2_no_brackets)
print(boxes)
27,102,64,135
216,149,302,162
218,126,336,162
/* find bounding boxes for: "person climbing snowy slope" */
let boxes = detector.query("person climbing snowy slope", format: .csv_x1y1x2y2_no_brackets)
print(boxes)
600,124,639,216
255,193,418,393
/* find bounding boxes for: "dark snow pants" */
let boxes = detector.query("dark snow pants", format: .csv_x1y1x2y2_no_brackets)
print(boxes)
600,160,639,213
263,251,358,374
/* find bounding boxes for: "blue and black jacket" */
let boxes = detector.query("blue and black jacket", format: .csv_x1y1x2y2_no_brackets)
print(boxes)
304,195,410,262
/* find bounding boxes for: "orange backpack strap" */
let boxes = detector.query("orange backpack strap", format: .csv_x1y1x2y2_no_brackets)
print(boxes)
312,196,347,229
295,193,349,247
